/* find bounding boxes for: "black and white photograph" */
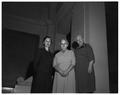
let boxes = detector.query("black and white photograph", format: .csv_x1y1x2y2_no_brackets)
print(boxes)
2,1,118,93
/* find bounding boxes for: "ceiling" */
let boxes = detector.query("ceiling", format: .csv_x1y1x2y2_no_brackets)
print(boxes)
2,2,63,23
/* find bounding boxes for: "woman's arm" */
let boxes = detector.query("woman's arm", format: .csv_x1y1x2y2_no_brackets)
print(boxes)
63,64,75,76
87,44,95,74
88,60,94,74
53,56,64,76
63,51,76,76
54,64,64,75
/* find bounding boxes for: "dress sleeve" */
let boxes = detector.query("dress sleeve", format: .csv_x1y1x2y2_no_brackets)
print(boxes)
53,55,57,67
87,44,95,63
71,50,76,66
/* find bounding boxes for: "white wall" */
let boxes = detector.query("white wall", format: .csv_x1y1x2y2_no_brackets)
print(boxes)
86,3,109,92
71,2,109,92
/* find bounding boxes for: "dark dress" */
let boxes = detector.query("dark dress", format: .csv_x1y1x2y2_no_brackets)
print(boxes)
74,43,96,93
31,48,53,93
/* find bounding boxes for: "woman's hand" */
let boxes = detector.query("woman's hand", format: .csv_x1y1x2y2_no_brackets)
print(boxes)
59,70,69,77
63,71,69,77
59,70,65,77
88,60,94,74
88,65,92,74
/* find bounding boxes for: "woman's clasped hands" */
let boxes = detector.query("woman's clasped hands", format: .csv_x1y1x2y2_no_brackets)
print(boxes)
59,69,69,77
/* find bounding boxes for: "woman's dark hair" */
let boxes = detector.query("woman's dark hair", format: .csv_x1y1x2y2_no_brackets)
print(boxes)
42,36,52,44
72,41,79,49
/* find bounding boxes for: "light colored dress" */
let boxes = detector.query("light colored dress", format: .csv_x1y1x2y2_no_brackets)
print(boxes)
52,50,76,93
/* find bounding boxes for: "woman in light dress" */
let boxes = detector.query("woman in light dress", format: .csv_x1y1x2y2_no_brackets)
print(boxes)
52,39,76,93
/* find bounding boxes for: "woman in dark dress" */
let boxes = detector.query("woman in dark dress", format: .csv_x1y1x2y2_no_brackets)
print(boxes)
73,35,96,93
31,36,53,93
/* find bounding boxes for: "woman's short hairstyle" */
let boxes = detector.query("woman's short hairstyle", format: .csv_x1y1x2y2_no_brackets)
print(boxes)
60,38,69,45
42,36,52,44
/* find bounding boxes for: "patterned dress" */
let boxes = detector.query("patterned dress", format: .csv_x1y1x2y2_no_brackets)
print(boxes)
52,50,76,93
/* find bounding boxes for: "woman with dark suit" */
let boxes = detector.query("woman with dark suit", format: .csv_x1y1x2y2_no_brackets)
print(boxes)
31,36,53,93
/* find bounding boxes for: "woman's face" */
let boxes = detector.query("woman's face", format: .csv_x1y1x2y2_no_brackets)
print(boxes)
44,38,51,48
76,36,83,47
60,39,68,51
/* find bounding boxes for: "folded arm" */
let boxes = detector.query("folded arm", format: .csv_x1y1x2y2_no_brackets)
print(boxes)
54,64,64,75
63,51,76,76
63,63,75,76
53,56,64,76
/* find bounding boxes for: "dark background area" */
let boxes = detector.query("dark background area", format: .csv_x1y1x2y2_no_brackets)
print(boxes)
105,2,118,93
2,28,39,87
